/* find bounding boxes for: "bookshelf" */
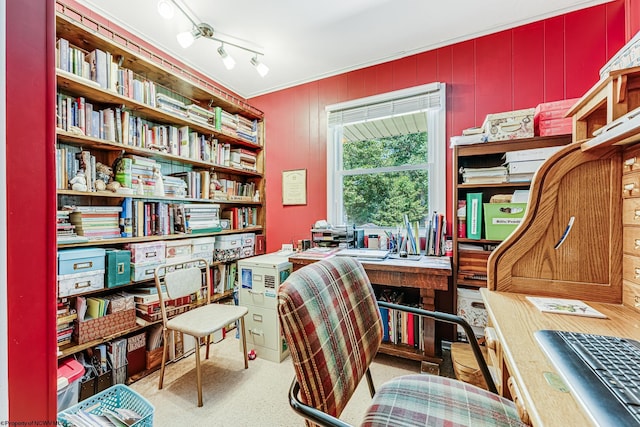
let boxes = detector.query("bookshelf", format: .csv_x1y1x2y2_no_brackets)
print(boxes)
54,4,266,389
451,135,571,341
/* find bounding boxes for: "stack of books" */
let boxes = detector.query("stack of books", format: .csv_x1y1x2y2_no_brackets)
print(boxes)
186,103,215,125
57,210,89,244
236,115,258,143
229,148,257,171
56,300,77,348
503,146,564,182
69,206,123,240
181,203,221,234
156,93,187,118
459,165,508,184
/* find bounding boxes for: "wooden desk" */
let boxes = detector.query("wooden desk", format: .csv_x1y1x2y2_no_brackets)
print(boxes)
481,289,640,427
289,253,451,363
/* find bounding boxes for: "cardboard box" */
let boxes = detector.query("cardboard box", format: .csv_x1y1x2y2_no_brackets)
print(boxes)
73,308,136,344
482,108,535,141
483,203,527,241
457,288,487,340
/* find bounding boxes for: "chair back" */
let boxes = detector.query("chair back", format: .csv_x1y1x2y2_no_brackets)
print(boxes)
278,256,383,419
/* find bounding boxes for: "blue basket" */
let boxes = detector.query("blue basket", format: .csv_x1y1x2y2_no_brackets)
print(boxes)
57,384,154,427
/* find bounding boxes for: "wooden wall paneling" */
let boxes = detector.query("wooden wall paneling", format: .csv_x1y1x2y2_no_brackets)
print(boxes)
392,56,418,90
543,16,567,101
347,68,368,100
450,40,477,134
476,32,513,117
416,50,439,86
512,22,545,109
565,6,609,97
375,61,395,95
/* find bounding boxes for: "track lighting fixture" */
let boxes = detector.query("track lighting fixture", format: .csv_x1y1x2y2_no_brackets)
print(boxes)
159,0,269,76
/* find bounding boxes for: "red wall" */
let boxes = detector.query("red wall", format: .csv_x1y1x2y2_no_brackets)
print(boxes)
250,0,628,253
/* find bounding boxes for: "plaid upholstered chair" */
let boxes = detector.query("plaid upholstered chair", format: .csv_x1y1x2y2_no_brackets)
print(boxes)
277,256,527,427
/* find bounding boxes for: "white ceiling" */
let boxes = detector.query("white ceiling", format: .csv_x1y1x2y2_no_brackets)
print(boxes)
77,0,614,99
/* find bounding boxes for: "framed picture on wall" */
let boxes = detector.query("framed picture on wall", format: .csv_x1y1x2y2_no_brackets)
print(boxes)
282,169,307,205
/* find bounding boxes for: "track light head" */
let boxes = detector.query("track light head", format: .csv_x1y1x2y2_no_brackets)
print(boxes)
177,23,214,48
217,45,236,70
250,55,269,77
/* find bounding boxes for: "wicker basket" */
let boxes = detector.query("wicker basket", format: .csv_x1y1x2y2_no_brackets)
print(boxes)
57,384,154,427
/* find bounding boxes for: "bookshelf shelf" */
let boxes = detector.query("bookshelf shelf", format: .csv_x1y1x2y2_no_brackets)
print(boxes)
57,226,263,248
57,72,264,150
56,130,263,177
54,3,266,390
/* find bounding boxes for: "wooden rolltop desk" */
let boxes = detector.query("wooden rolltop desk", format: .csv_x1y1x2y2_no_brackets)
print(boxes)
488,66,640,309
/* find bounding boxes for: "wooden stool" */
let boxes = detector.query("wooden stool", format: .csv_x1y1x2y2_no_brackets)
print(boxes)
450,342,490,390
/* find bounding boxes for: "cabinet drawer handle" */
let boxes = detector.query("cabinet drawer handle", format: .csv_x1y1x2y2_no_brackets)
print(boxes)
625,157,638,169
625,183,637,194
635,209,640,220
252,313,263,322
248,290,264,295
249,329,264,336
635,240,640,250
635,268,640,279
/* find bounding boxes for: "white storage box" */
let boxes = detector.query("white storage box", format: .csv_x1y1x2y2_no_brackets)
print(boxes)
165,239,192,262
126,241,166,264
483,108,535,141
214,235,241,262
131,262,163,282
58,269,105,297
191,236,215,263
457,288,487,340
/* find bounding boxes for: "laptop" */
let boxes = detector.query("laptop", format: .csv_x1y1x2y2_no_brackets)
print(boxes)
335,248,389,260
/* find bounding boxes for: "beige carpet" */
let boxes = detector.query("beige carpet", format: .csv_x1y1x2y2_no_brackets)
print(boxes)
129,335,431,427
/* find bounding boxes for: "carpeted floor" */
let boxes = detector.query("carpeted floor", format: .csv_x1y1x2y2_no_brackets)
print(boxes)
129,336,454,426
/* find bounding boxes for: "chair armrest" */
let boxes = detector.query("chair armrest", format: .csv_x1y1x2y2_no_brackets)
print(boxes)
288,378,353,427
377,301,497,394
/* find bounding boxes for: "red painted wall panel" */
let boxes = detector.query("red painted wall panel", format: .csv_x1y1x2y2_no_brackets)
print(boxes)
6,0,57,421
250,1,628,253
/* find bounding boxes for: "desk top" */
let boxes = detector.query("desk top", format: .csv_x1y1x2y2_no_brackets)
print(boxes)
481,289,640,427
288,251,452,276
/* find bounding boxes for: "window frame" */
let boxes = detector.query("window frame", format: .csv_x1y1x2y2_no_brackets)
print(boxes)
326,82,447,228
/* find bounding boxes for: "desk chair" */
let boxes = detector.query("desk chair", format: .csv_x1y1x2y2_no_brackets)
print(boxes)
277,256,526,426
153,259,249,407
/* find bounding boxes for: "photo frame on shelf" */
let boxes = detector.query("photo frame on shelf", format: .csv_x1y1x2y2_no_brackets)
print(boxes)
282,169,307,205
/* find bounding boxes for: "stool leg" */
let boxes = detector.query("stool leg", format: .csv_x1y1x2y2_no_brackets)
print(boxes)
195,335,203,407
240,316,248,369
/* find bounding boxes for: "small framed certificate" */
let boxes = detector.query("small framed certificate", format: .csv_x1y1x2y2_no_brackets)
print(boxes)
282,169,307,205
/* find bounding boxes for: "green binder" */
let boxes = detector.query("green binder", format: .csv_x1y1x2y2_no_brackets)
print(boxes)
466,192,483,240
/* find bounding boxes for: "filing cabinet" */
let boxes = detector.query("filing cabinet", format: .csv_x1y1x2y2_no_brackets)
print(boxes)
237,253,292,363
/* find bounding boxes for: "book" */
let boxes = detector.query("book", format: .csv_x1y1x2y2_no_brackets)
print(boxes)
526,296,607,318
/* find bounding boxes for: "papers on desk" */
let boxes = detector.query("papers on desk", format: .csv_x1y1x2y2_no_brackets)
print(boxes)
526,296,607,318
335,248,389,260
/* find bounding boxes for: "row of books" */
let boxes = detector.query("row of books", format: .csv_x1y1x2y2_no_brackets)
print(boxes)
120,199,221,238
57,38,157,106
221,206,259,229
425,211,447,256
56,37,259,145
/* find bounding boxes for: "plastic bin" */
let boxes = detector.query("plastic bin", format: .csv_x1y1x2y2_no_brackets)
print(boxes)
58,384,154,427
57,357,85,412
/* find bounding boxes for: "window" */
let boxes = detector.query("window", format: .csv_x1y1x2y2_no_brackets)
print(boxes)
326,83,446,230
